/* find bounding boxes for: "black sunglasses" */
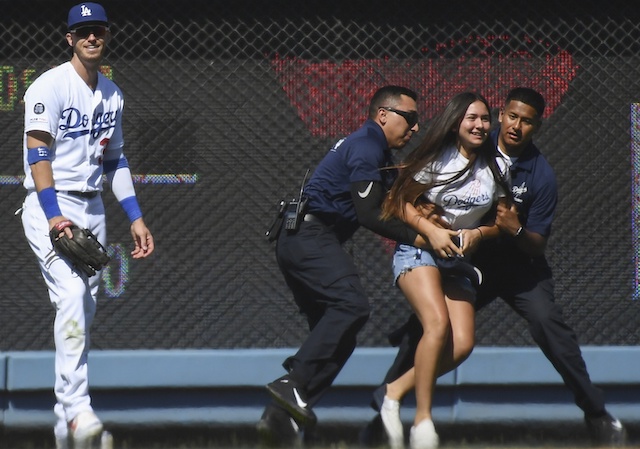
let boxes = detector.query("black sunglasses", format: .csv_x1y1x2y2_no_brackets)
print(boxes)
71,25,109,39
380,106,419,128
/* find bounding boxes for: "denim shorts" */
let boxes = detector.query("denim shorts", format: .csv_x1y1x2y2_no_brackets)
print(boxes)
392,243,437,283
392,243,476,300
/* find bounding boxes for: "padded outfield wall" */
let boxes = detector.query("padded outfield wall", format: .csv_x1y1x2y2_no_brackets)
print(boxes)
1,0,640,354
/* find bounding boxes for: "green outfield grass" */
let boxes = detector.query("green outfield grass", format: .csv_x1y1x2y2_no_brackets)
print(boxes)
3,422,635,449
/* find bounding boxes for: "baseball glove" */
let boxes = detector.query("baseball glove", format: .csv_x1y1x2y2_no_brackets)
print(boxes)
50,220,110,277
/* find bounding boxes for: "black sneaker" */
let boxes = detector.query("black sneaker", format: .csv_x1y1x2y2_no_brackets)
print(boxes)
266,375,317,426
358,414,387,448
370,384,386,412
585,412,627,447
257,403,301,447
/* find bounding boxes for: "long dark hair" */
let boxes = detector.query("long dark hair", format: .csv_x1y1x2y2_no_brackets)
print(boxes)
381,91,510,220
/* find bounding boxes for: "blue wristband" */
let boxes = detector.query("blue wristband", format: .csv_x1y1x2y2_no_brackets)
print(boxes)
120,196,143,223
37,187,62,220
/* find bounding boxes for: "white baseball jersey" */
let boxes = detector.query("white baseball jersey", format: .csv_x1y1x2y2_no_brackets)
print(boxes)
23,61,124,191
415,145,510,230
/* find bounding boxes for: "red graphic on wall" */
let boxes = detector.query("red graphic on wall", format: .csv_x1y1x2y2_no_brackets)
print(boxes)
271,40,578,138
271,36,579,254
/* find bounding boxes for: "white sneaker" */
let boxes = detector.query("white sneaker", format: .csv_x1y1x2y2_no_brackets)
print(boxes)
380,396,404,449
410,419,439,449
100,430,114,449
69,411,104,449
55,436,69,449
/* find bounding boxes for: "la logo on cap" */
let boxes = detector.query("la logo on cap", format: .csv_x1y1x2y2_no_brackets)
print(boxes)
67,2,108,29
80,4,93,17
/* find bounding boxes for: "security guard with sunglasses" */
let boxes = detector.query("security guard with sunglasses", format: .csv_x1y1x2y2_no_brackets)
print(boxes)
259,85,425,444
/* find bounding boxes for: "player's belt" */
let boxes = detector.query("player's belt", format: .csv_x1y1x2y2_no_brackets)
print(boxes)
56,190,99,199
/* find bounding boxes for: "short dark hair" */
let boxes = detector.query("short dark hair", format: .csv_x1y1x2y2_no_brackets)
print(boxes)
505,87,545,118
369,85,418,118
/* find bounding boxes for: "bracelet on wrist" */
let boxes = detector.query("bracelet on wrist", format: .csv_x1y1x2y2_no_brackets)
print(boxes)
477,227,483,239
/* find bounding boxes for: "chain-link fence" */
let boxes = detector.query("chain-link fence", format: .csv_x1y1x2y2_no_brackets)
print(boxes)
2,0,640,350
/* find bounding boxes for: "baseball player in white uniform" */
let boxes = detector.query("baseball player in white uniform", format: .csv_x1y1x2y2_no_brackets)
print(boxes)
20,3,154,448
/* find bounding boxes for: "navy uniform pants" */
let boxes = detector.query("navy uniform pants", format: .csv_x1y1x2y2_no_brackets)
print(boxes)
276,218,370,407
382,248,606,417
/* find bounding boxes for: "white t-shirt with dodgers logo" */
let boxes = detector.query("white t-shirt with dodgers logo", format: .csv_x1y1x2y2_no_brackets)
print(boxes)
414,145,510,230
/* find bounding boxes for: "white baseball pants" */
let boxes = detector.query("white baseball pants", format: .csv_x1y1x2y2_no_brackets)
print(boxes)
21,191,106,438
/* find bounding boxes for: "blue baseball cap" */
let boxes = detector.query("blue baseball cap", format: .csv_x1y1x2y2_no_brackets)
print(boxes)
67,3,109,29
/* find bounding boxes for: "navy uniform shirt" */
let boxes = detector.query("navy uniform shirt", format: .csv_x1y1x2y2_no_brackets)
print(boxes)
494,129,557,241
475,130,558,273
304,119,397,240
